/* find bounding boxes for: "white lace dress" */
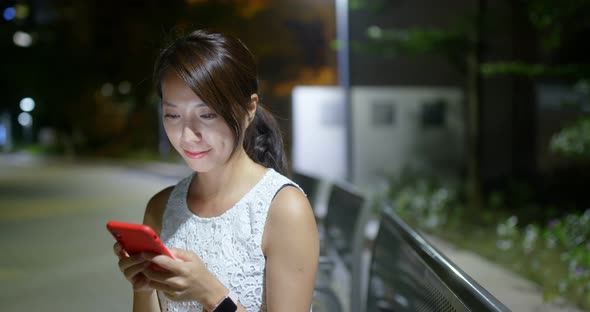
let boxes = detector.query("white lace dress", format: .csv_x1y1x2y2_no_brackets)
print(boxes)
158,168,303,312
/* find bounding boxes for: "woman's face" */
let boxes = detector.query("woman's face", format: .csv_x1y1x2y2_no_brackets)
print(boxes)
160,72,236,172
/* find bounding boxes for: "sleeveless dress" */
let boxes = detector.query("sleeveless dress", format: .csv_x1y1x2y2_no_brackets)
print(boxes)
158,168,304,312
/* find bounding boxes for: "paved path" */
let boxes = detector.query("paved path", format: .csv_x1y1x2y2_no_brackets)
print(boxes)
0,154,188,312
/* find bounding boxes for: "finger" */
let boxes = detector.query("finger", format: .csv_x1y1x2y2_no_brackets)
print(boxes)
124,262,150,280
118,254,146,272
113,243,129,258
142,266,176,283
143,253,184,274
113,243,122,257
168,248,193,261
147,279,181,294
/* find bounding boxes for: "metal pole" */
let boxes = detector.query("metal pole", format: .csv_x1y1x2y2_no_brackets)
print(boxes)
336,0,352,182
25,123,33,145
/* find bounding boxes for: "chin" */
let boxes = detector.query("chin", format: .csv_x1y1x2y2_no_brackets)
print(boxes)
184,160,213,173
183,156,226,173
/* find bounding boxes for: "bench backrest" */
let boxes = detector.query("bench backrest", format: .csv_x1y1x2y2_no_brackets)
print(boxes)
365,209,510,312
324,182,367,271
291,171,320,205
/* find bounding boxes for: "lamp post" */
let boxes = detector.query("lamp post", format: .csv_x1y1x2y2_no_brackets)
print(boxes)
336,0,351,181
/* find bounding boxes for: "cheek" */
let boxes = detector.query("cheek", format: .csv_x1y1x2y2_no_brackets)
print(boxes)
163,123,181,143
210,124,236,150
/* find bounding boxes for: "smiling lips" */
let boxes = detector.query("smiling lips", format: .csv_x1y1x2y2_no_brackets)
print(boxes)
184,149,210,159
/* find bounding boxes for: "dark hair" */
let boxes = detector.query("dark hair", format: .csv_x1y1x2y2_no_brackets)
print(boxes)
153,30,288,175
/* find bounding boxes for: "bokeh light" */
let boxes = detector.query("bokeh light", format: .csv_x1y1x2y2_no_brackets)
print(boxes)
19,98,36,112
0,125,6,145
101,83,114,96
367,25,382,39
13,31,33,47
118,81,131,94
18,112,32,127
3,7,16,21
15,4,30,20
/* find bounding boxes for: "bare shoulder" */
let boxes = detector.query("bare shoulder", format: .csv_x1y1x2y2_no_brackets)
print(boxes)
143,186,174,235
270,186,313,221
263,185,318,253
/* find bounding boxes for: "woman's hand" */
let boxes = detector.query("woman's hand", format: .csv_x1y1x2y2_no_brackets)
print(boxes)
113,242,153,292
142,248,227,308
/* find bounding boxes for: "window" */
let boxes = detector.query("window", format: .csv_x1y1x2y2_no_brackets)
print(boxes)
371,100,396,126
421,99,447,128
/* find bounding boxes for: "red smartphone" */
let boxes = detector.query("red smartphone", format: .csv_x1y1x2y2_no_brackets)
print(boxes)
107,221,174,270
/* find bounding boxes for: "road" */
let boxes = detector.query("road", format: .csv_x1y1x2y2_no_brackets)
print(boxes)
0,154,186,311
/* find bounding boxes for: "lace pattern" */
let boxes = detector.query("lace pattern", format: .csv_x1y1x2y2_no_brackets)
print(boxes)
158,169,303,312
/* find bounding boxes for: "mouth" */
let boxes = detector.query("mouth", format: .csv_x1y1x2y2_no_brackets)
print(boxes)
183,149,210,159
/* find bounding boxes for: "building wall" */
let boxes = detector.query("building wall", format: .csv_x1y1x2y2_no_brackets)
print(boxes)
347,0,540,185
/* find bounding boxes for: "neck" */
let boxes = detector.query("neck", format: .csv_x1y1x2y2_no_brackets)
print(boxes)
192,149,257,200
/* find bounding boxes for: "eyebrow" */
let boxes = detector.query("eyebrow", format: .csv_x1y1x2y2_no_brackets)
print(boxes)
162,100,209,108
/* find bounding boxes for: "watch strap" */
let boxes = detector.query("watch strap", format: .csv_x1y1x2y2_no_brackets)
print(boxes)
212,290,238,312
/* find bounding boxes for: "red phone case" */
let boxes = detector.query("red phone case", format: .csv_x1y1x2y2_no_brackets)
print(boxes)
107,221,174,270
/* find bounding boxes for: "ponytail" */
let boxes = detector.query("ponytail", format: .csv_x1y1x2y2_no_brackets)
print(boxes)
244,106,288,176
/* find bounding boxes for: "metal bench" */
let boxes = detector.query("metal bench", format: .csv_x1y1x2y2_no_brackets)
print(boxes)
323,182,367,270
291,171,321,205
362,209,511,312
290,171,332,221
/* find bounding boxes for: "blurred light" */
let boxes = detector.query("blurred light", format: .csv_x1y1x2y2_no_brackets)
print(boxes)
367,25,382,39
18,112,32,127
15,4,30,20
101,83,114,96
19,97,35,112
0,125,6,145
118,81,132,94
3,7,16,21
13,31,33,47
39,127,56,145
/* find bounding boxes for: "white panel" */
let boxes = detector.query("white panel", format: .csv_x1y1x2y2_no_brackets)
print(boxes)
291,86,347,181
352,87,464,187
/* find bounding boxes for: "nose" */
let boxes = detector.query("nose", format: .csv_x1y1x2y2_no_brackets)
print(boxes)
180,121,202,144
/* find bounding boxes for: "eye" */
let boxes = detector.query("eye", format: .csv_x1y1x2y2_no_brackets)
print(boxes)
164,113,180,119
200,113,217,120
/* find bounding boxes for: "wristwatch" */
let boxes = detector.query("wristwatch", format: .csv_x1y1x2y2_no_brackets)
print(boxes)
212,290,238,312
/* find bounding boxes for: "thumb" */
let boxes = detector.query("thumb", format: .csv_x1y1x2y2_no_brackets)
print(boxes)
168,248,194,261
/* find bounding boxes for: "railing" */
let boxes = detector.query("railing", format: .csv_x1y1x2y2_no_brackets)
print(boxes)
292,171,511,312
365,209,510,312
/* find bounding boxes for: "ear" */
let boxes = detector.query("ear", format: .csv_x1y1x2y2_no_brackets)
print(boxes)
246,94,259,125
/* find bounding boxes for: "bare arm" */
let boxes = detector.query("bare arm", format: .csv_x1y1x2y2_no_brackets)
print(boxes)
132,186,173,312
262,186,320,311
130,187,250,312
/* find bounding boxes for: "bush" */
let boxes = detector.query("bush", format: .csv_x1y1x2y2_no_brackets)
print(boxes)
383,174,590,310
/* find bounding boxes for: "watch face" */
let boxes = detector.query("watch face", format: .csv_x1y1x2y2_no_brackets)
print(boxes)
214,297,237,312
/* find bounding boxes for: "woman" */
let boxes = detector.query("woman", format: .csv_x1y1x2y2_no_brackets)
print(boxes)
113,30,319,312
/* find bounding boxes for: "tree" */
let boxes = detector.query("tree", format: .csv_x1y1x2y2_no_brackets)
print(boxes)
350,0,486,211
350,0,590,212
